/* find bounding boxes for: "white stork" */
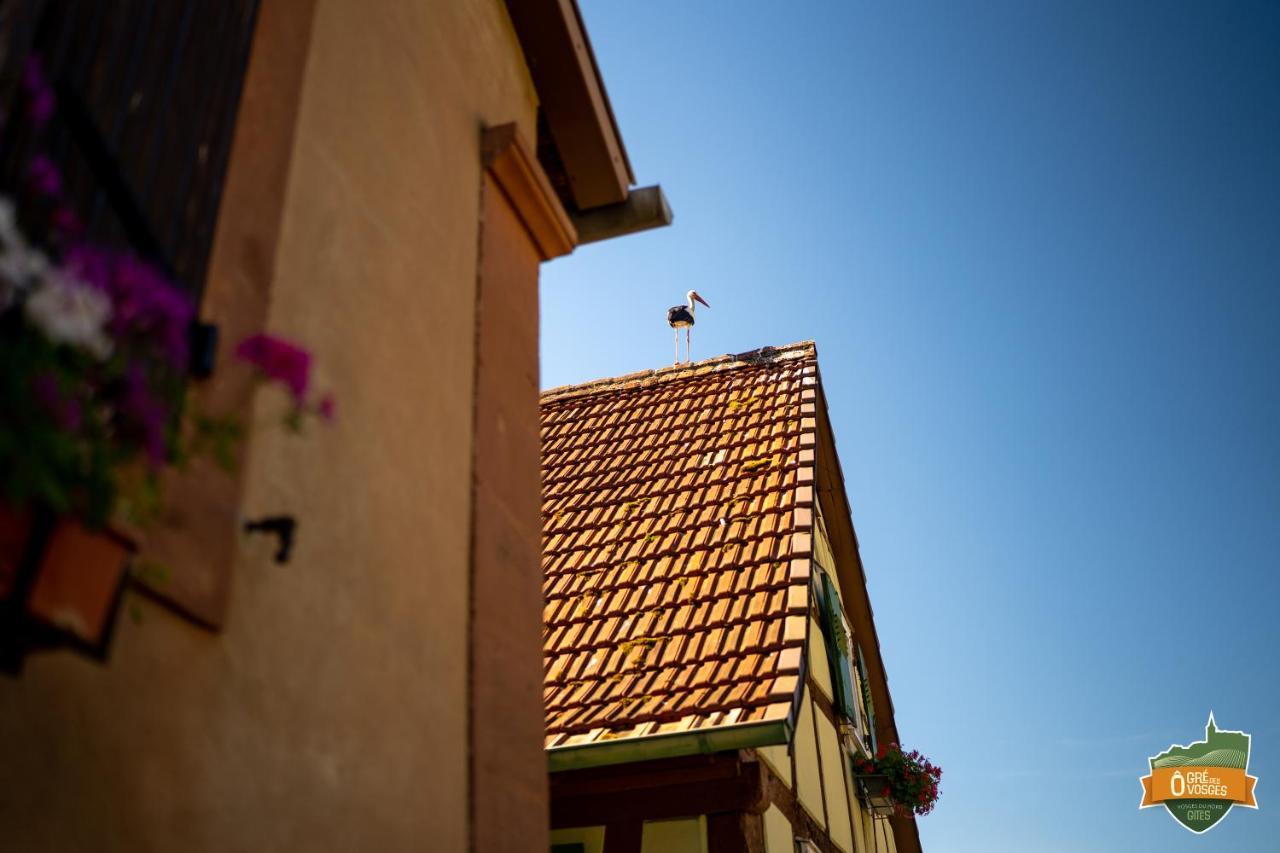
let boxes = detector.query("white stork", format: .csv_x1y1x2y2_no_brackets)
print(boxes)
667,290,709,364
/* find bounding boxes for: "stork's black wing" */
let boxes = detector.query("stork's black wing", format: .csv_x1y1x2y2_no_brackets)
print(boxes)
668,305,695,326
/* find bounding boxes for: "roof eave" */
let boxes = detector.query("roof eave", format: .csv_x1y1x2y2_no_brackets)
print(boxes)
505,0,635,210
547,718,793,773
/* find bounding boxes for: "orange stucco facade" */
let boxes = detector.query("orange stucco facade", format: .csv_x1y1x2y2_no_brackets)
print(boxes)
0,1,576,849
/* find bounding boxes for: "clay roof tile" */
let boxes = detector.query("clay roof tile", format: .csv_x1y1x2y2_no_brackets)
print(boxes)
542,342,820,743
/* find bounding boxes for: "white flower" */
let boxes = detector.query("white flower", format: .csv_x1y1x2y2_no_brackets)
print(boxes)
0,197,16,243
24,270,114,360
0,195,51,311
0,241,49,298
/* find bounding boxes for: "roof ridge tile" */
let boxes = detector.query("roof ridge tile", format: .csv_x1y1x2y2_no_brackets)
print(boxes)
541,340,817,404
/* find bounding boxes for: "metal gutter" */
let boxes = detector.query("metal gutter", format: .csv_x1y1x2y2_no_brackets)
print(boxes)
570,184,672,245
547,718,793,773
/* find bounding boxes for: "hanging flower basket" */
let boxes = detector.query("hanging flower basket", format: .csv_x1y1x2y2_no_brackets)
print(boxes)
852,743,943,818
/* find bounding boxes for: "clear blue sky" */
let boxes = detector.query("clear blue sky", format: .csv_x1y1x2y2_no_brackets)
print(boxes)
541,3,1280,850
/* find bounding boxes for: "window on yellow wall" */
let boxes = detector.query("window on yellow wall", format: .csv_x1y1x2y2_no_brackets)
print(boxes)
815,565,862,731
855,644,877,755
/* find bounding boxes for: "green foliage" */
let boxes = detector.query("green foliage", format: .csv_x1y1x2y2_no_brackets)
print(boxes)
0,312,118,526
186,410,245,473
116,472,163,528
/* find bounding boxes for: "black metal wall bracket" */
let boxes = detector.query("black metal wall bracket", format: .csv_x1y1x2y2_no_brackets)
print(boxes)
243,515,296,564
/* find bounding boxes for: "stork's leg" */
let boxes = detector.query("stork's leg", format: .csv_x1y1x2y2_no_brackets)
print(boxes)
674,326,679,365
686,328,692,362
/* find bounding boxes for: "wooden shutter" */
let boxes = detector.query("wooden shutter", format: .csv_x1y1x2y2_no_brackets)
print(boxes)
817,568,861,726
855,645,877,754
0,0,260,301
0,1,269,629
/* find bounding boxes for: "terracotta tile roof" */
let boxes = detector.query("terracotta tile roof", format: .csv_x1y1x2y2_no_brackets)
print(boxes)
541,342,820,750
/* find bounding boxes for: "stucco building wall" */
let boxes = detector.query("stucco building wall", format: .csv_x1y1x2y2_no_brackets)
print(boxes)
0,1,541,849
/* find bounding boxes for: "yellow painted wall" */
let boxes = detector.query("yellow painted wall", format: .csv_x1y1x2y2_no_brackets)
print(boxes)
816,710,855,853
866,814,898,853
0,1,539,850
844,756,870,853
641,816,708,853
759,743,793,787
794,688,826,827
763,804,795,853
551,826,606,853
814,505,842,598
742,498,907,853
799,502,894,853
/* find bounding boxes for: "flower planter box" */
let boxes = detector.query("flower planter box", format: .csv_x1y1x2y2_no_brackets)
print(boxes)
0,60,334,674
0,503,134,674
853,773,902,817
851,743,942,817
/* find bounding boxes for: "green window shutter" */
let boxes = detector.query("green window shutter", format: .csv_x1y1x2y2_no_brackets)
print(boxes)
856,644,877,754
817,569,859,724
551,845,586,853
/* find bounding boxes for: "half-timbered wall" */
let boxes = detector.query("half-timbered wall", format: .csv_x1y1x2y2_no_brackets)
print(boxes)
754,500,901,853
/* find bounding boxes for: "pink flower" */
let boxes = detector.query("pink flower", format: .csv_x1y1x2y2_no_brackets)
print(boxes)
27,154,62,198
52,205,82,238
65,247,193,366
120,364,170,466
22,57,55,128
317,392,336,422
236,334,312,401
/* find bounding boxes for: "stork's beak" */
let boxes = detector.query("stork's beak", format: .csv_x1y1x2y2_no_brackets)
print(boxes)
692,292,710,307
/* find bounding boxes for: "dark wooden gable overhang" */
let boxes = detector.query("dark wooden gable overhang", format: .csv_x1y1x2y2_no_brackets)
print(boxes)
505,0,672,246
